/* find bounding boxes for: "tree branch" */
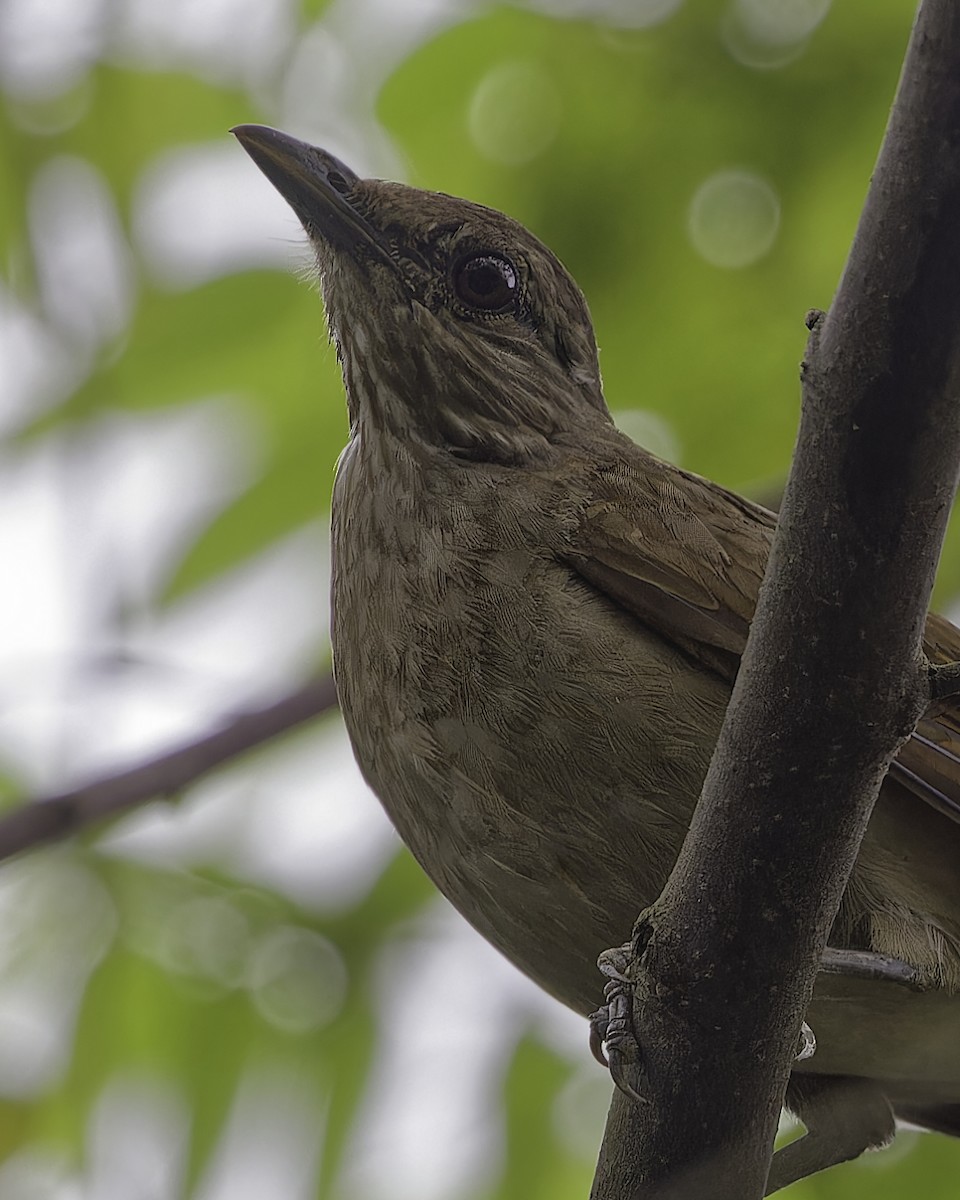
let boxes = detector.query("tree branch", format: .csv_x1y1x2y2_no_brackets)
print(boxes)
592,2,960,1196
0,675,339,862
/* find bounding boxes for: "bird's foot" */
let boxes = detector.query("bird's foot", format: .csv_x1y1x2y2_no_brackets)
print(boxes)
928,658,960,703
589,942,816,1096
588,942,647,1104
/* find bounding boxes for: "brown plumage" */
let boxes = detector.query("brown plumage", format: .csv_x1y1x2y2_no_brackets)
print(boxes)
234,124,960,1188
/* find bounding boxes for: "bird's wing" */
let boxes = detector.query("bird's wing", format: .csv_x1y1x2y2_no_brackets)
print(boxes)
560,449,960,824
892,613,960,823
561,453,774,682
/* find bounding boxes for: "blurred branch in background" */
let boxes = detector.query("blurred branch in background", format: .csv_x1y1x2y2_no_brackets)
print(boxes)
0,676,337,862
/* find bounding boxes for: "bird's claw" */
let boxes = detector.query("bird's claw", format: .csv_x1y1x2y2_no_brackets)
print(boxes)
795,1019,816,1062
608,1045,648,1105
588,1005,609,1067
588,970,647,1104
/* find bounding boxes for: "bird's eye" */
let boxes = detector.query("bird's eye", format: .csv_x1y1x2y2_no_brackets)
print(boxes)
452,253,519,311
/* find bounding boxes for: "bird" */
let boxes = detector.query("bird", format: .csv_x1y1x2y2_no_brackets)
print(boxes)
233,123,960,1191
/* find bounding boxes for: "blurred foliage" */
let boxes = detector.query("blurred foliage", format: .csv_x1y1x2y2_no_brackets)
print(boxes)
2,0,960,1197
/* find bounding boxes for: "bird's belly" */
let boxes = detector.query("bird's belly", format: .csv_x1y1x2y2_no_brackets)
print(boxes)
331,525,728,1011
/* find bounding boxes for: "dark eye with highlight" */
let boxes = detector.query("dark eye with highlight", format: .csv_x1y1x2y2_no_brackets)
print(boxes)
452,253,519,312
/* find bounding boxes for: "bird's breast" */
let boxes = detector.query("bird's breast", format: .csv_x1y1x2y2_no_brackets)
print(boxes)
329,433,728,1009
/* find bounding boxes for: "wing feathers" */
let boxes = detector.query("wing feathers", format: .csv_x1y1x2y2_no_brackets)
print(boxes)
560,445,960,826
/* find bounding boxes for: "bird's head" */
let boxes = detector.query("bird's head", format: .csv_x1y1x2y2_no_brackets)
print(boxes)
233,125,610,462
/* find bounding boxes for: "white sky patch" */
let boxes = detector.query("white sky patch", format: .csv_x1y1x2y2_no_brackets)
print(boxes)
0,288,83,436
0,401,267,790
193,1062,324,1200
29,156,136,349
112,0,295,87
0,0,105,99
341,902,592,1200
133,142,312,288
75,401,262,607
85,1073,190,1200
28,519,332,788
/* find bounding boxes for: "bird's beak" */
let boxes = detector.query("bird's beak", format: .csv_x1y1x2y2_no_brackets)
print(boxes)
231,124,383,259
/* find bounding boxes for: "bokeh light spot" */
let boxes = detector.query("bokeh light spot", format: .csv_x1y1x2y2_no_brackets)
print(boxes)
468,61,561,167
614,409,683,464
723,0,831,70
525,0,683,27
598,0,684,27
736,0,832,46
687,170,780,269
247,926,348,1034
156,895,251,992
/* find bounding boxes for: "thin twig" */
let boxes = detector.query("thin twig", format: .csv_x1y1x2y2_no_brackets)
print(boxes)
0,675,339,862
